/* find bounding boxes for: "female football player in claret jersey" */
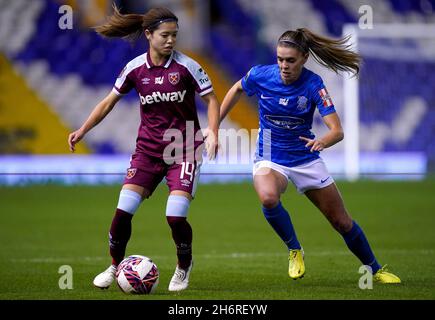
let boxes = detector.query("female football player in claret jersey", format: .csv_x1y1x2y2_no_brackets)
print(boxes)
218,28,401,284
68,6,220,292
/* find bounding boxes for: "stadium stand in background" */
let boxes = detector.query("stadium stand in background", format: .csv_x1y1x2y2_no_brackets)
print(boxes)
0,0,434,183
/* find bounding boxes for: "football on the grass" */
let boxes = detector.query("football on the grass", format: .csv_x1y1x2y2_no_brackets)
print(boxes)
116,255,159,294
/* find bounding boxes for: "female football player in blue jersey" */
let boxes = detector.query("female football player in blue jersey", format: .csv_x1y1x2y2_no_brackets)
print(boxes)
218,28,400,284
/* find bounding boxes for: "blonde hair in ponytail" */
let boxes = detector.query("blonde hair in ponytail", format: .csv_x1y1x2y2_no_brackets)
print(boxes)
278,28,361,75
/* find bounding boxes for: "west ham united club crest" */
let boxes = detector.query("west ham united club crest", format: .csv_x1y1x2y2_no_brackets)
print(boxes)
126,168,137,179
168,72,180,85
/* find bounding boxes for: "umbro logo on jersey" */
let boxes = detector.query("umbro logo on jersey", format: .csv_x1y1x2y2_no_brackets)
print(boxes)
155,76,164,85
260,94,273,99
141,78,150,85
139,90,187,105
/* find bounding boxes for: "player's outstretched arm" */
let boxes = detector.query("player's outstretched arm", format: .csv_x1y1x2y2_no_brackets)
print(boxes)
201,91,220,160
299,112,344,152
68,91,121,152
219,80,244,124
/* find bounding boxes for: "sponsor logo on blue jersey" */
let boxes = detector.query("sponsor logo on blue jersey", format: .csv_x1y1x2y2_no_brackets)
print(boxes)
264,115,305,130
244,65,336,167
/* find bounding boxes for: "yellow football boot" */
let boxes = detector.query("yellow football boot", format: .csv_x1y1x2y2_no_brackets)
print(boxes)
373,265,401,284
288,249,305,279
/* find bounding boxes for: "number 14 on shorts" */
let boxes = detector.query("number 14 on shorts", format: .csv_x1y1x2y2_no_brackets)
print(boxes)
180,162,195,182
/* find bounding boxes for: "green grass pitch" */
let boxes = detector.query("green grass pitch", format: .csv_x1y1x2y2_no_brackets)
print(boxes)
0,180,434,300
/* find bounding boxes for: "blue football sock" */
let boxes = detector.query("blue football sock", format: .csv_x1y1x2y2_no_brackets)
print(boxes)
262,202,301,250
342,221,381,274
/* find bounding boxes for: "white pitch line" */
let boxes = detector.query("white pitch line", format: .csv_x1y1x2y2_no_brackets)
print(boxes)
9,249,434,264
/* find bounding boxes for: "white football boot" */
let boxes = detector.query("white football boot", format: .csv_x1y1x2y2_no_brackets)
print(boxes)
168,261,193,292
93,265,116,289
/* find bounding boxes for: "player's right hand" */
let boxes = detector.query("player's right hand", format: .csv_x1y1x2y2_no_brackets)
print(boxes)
299,136,325,152
68,129,85,153
203,127,219,161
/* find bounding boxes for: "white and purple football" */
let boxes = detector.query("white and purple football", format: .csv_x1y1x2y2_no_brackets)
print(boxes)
116,255,159,294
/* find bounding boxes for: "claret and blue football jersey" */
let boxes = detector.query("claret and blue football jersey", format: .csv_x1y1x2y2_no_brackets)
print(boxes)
241,64,336,167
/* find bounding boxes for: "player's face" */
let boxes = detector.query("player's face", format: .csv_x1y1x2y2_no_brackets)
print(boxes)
146,22,178,57
277,46,308,84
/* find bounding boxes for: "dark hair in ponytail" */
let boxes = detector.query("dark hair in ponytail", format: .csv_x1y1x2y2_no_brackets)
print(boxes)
94,5,178,42
278,28,361,75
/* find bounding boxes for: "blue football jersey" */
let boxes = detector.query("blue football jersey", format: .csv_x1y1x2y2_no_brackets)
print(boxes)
241,64,336,167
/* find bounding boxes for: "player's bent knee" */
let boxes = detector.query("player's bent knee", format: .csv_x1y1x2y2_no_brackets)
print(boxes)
166,216,187,228
330,216,353,234
166,194,190,218
117,189,142,215
259,192,280,209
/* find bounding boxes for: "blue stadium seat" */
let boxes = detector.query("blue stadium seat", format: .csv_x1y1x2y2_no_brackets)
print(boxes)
14,0,150,88
388,0,432,13
309,0,356,36
92,141,118,155
209,0,274,81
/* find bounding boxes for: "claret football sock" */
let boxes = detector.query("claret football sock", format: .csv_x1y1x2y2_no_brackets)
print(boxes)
262,202,301,250
342,220,381,274
109,208,133,266
167,216,192,269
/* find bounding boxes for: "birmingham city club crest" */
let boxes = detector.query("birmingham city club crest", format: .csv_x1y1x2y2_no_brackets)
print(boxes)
297,96,308,110
168,72,180,85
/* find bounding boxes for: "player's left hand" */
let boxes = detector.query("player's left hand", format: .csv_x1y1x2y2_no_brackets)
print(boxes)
68,129,85,153
299,136,326,152
203,127,219,160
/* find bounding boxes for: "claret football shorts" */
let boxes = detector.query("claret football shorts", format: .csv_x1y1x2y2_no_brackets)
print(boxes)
123,152,201,198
